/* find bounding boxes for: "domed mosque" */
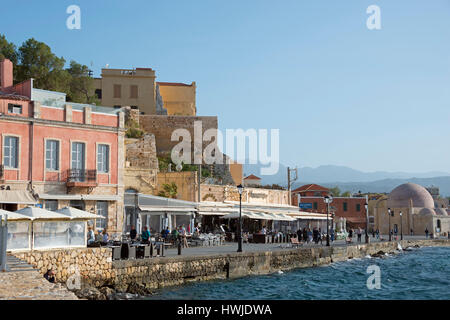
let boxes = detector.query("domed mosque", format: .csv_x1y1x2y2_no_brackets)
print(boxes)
372,183,449,237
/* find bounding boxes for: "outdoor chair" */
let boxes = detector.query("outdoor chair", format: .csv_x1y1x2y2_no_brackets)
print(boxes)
290,237,302,248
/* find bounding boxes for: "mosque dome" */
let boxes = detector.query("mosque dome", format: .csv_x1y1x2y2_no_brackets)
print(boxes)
387,183,434,208
435,208,448,216
418,208,436,216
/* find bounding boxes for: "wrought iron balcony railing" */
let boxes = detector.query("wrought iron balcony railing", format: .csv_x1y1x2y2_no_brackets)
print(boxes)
67,169,97,183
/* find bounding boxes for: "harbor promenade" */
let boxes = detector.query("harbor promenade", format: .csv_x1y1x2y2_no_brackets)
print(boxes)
162,235,433,257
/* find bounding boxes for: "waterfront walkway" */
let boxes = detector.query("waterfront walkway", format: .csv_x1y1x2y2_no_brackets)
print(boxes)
163,235,437,257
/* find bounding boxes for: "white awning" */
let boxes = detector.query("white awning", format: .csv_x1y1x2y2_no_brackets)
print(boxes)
222,211,267,220
0,190,37,204
56,207,105,220
16,206,70,220
0,209,33,221
38,194,121,201
197,211,228,216
139,205,196,213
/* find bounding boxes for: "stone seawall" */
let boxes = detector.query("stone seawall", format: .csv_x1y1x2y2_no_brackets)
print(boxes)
13,247,113,287
13,239,450,297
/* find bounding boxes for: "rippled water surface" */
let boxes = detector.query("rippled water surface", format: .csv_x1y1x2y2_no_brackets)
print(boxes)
149,246,450,300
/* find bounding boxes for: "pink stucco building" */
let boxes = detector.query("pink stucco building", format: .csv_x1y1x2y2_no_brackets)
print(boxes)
0,59,125,235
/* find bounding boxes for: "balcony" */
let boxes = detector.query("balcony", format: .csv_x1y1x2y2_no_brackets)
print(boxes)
66,169,98,187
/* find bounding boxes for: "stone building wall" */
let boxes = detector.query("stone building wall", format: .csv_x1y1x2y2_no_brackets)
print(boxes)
139,115,218,155
157,171,198,201
123,134,159,194
199,184,290,205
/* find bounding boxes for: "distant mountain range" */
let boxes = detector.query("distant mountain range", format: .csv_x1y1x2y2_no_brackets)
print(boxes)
243,163,450,196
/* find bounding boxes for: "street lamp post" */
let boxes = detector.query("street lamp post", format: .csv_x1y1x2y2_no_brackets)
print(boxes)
331,212,335,242
388,208,393,241
324,195,333,246
365,202,369,243
237,184,244,252
400,211,403,241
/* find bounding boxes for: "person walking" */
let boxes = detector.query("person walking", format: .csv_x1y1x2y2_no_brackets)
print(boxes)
357,228,362,243
297,229,303,242
376,228,379,239
181,225,189,248
348,229,353,241
425,228,429,238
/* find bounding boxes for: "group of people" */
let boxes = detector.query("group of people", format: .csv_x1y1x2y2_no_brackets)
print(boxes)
295,227,334,244
128,224,194,248
87,226,109,245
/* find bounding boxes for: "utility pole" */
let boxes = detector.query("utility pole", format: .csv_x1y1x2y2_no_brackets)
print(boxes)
198,164,202,202
287,167,298,205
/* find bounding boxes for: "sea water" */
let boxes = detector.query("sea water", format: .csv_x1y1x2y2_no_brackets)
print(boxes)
148,246,450,300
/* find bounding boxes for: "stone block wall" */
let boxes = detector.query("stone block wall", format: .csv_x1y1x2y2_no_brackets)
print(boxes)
139,115,218,155
13,248,113,287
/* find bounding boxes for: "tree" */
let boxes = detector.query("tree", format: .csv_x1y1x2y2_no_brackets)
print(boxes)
329,186,341,197
67,60,99,104
341,191,351,197
0,34,18,65
158,183,178,199
16,38,70,93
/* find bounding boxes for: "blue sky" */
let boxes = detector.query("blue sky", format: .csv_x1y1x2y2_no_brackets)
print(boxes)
1,0,450,173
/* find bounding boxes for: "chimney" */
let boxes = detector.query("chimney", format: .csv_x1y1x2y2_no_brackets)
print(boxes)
0,59,13,89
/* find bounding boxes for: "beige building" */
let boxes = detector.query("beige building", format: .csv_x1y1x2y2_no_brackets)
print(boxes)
157,82,196,116
371,183,449,237
93,67,196,116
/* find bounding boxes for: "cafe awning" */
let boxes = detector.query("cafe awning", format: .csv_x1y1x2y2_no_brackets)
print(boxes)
0,209,32,221
15,206,70,220
222,211,262,220
38,194,121,201
56,207,105,220
0,190,37,205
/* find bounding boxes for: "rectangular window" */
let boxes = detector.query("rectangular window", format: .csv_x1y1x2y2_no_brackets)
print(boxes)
44,200,58,211
71,142,85,182
113,84,121,98
313,202,318,210
356,204,361,212
130,85,138,98
97,144,109,173
8,103,22,114
96,201,108,230
45,140,59,171
343,202,348,212
3,136,19,168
